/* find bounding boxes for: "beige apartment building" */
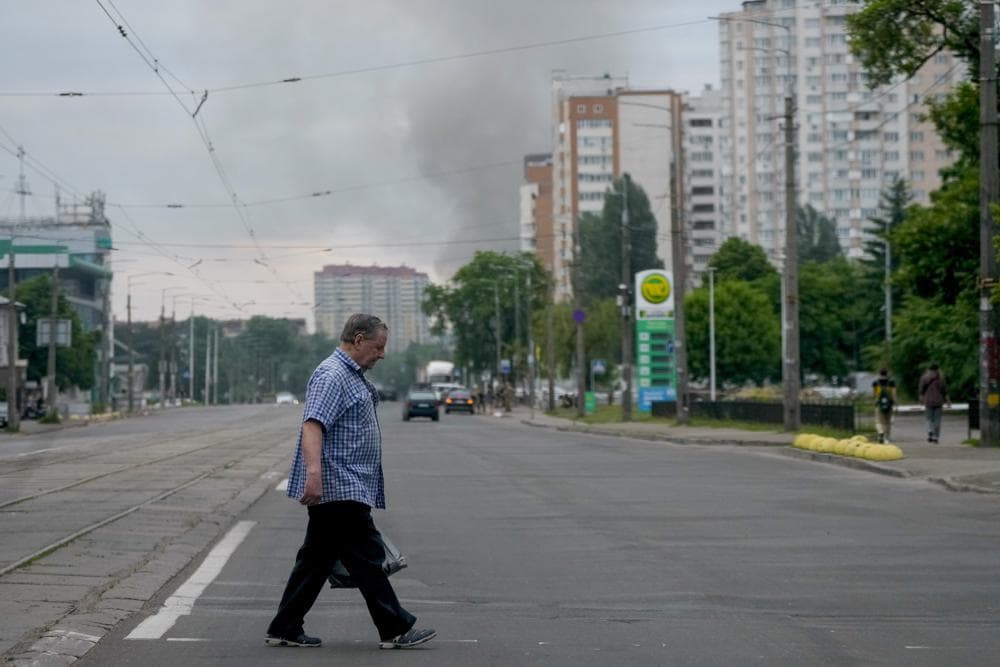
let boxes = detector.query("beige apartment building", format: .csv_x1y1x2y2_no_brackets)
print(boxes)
547,73,684,301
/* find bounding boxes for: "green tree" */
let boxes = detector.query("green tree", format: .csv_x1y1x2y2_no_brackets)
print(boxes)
684,280,780,387
846,1,980,88
852,179,913,359
705,238,778,285
894,168,978,307
890,297,978,401
847,1,983,399
12,274,98,390
798,205,842,264
798,258,856,382
422,251,546,381
578,175,663,304
884,167,979,398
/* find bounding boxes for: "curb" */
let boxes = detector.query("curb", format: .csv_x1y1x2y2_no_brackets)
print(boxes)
536,420,789,448
519,417,1000,495
775,446,909,477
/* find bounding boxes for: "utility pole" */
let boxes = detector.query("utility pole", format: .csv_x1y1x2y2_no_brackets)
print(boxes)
168,304,177,405
513,274,521,391
708,267,716,402
7,147,27,432
979,0,1000,446
574,212,585,418
884,235,892,346
127,291,134,413
212,325,219,404
782,93,800,431
101,279,112,411
494,285,502,389
620,175,633,421
669,94,690,425
46,267,58,419
158,301,166,409
526,271,535,418
545,277,555,411
204,328,211,406
188,307,195,402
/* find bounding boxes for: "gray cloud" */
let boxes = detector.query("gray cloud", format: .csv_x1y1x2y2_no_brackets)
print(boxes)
0,0,733,324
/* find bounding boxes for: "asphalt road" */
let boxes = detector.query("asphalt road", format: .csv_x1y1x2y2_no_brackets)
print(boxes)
40,405,999,666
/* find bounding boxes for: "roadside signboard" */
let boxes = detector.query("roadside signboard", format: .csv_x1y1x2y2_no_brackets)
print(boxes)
634,270,676,412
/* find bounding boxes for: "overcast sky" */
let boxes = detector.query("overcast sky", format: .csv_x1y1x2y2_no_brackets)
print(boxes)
1,0,736,327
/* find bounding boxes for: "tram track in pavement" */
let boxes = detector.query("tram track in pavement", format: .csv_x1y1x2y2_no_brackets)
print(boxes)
0,435,286,578
0,409,297,577
0,405,302,662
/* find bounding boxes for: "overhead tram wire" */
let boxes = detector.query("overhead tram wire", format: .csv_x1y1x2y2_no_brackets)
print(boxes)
108,158,524,210
93,0,305,303
0,18,714,99
0,121,254,314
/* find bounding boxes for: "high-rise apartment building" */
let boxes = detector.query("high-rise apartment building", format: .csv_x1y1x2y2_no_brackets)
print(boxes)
313,264,430,354
548,73,684,301
718,0,961,261
683,85,727,283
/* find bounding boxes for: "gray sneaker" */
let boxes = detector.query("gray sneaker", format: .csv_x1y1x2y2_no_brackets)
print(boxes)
379,627,437,649
264,632,321,647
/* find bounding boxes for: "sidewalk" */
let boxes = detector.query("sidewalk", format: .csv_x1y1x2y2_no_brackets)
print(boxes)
509,406,1000,495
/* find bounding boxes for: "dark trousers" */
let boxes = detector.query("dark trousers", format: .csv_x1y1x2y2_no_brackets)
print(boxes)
267,500,416,641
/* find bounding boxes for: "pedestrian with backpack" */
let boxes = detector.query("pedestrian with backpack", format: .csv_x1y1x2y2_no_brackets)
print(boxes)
918,363,949,443
872,368,896,443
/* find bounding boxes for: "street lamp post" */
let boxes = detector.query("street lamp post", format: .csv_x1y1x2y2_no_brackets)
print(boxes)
713,12,799,430
126,272,173,413
708,267,716,402
158,286,186,408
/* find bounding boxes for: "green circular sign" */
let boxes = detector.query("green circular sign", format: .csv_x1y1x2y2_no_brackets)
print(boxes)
640,273,670,304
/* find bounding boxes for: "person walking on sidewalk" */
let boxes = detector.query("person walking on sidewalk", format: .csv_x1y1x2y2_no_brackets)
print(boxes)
872,368,896,443
918,363,949,443
265,313,436,651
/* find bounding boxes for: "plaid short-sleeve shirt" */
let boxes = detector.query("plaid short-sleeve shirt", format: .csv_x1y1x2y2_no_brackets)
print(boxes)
286,347,385,508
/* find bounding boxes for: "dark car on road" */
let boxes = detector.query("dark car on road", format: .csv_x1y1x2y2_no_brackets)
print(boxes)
443,388,475,414
402,389,439,421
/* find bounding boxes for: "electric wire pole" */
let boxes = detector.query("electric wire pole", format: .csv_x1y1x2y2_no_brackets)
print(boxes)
574,214,585,418
620,175,633,421
979,0,999,446
7,148,26,431
669,94,690,424
782,94,801,431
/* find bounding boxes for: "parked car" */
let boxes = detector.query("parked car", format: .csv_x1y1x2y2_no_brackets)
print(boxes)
0,401,7,428
431,382,464,404
402,389,439,421
275,391,299,405
443,388,475,414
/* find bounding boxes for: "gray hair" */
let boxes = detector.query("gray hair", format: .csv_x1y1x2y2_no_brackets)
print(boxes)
340,313,388,342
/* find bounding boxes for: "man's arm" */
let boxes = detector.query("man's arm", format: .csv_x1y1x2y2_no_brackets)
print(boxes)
299,419,325,506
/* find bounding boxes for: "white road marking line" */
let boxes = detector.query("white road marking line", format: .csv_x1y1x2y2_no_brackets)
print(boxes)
275,478,288,492
126,520,256,640
17,447,68,457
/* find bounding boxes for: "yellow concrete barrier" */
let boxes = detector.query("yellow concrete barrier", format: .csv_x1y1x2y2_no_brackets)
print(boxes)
793,432,904,461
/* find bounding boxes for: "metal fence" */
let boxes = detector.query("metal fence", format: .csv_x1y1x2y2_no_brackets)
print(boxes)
652,399,856,431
